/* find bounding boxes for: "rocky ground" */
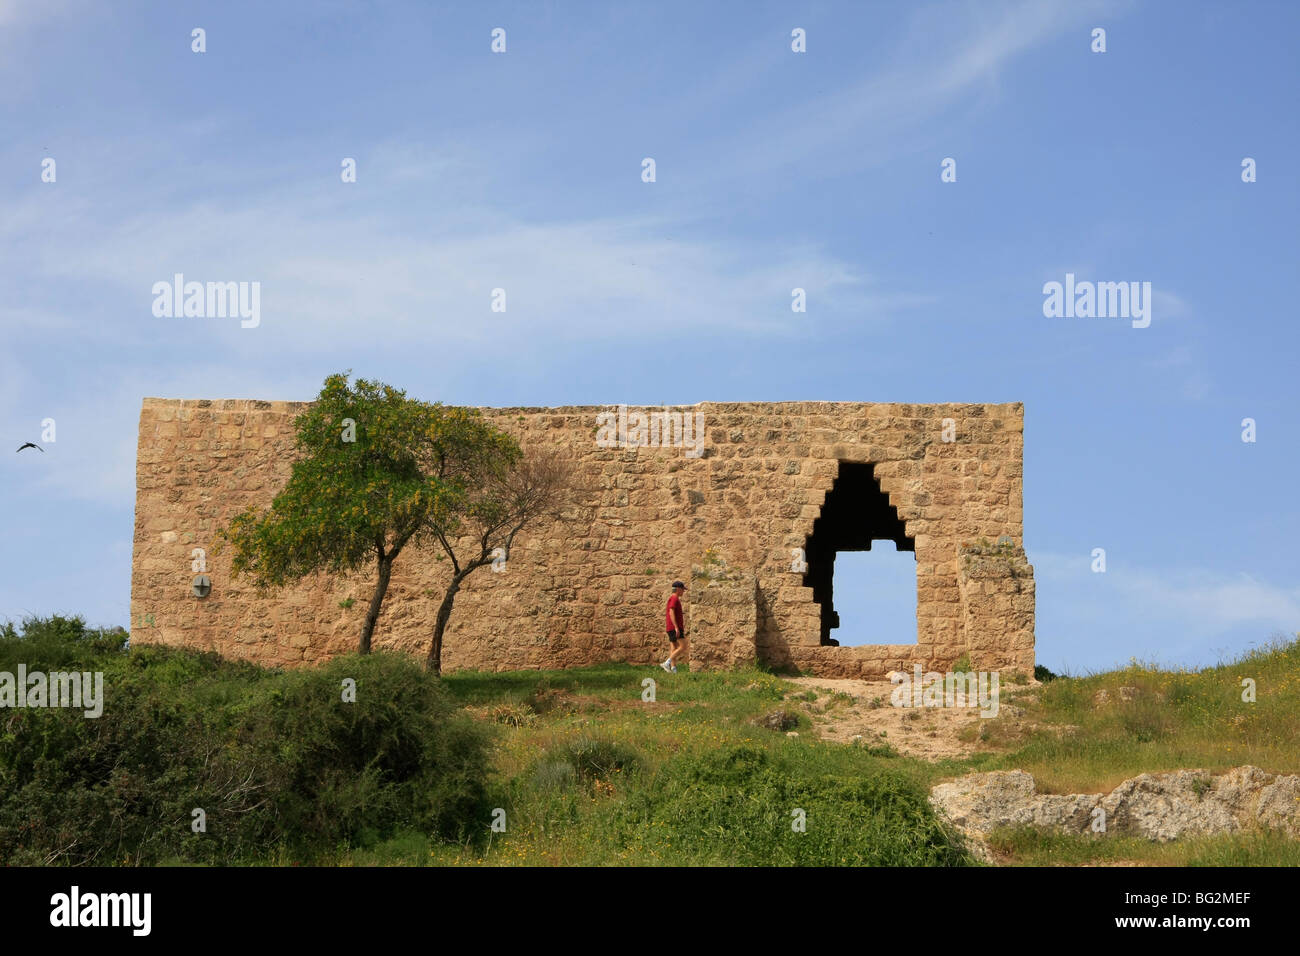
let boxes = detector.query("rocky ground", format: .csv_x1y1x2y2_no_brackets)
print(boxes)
784,675,1048,760
783,675,1300,859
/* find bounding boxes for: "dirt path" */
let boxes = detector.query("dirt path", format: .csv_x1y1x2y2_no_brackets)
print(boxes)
784,676,1042,761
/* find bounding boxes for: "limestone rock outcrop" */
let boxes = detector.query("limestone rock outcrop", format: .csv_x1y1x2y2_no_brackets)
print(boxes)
930,766,1300,843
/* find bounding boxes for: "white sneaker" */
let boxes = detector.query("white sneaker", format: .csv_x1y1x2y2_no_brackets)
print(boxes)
660,660,672,672
669,663,678,673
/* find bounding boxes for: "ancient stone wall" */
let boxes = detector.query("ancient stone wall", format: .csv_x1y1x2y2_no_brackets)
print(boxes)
130,399,1034,677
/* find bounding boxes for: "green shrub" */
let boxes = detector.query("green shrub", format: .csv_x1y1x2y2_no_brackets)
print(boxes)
0,618,489,865
490,703,537,726
237,652,490,853
612,745,972,866
531,759,579,791
559,734,640,782
522,734,640,794
0,613,127,668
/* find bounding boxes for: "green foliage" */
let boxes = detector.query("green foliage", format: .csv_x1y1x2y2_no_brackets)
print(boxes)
14,614,1294,868
557,734,641,782
217,372,524,655
530,758,579,791
490,702,538,727
611,746,971,866
237,653,490,852
0,614,126,666
0,618,488,865
987,826,1300,867
961,634,1300,797
856,740,900,758
220,372,507,588
523,735,640,799
1034,663,1058,682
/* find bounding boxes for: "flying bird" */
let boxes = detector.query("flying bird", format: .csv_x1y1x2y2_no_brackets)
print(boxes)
16,442,43,453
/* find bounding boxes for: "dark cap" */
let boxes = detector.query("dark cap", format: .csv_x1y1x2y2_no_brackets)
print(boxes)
672,580,688,590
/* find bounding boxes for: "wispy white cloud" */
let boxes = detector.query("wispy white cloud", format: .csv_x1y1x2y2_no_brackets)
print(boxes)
2,170,909,361
682,0,1118,188
1118,569,1300,629
1033,549,1299,670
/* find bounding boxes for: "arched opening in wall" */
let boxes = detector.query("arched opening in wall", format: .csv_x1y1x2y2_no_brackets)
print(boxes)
802,462,917,646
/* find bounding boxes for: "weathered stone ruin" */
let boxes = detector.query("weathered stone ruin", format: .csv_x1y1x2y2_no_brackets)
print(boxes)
131,399,1034,677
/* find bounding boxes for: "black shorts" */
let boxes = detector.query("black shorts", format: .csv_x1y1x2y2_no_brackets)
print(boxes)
667,630,683,643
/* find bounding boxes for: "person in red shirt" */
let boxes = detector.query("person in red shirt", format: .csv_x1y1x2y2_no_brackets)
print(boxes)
660,580,688,673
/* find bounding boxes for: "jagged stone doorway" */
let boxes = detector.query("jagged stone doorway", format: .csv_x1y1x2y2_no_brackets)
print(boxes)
802,462,916,646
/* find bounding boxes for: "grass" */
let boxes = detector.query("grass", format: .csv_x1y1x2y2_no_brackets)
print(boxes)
322,663,966,866
948,635,1300,795
326,635,1300,866
6,613,1297,866
351,635,1300,867
986,827,1300,867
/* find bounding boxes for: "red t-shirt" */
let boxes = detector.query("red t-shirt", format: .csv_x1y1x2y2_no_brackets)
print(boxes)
665,593,684,633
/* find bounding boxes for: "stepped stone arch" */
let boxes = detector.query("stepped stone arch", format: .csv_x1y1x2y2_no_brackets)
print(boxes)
801,461,916,645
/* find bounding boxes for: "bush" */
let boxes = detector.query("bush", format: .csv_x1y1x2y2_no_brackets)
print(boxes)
531,759,579,791
559,734,640,782
0,617,489,865
525,734,640,793
490,703,537,726
0,613,127,668
612,745,972,866
240,653,489,852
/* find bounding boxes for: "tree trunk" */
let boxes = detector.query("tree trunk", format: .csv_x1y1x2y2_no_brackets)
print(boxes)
359,555,394,654
427,572,468,675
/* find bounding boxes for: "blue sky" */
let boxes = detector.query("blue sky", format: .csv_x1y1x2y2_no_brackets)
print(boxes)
2,0,1296,674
